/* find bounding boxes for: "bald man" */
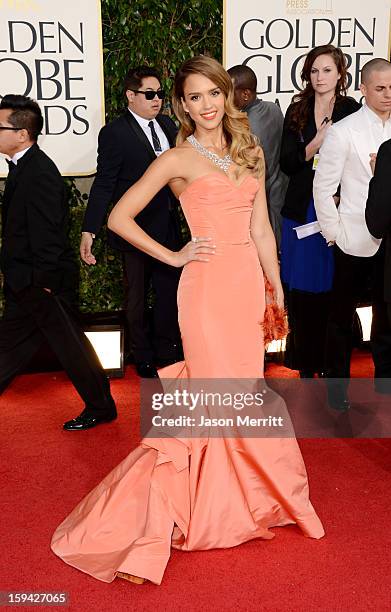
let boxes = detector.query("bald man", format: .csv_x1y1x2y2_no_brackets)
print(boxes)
228,65,288,249
313,58,391,409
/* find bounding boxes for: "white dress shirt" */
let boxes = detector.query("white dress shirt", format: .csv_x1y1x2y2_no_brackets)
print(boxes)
128,109,170,156
362,102,391,150
313,104,391,257
11,146,31,164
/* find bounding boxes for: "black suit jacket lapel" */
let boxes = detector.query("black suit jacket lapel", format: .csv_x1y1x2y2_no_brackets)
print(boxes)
3,144,39,205
2,169,17,208
123,111,156,161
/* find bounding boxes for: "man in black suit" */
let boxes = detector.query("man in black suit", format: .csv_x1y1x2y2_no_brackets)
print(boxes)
366,139,391,388
0,94,117,430
366,139,391,285
80,66,182,378
227,65,288,249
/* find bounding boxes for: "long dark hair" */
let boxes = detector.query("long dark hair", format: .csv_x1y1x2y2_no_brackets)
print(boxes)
289,45,348,133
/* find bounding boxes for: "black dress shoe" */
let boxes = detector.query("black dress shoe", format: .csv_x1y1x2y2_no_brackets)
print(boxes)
327,387,351,411
63,411,117,431
325,378,350,411
136,362,158,378
328,399,351,412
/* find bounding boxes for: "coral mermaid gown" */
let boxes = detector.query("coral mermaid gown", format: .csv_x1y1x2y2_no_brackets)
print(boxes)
51,174,324,584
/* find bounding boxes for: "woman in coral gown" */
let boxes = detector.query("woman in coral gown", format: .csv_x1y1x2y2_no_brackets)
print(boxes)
51,56,324,585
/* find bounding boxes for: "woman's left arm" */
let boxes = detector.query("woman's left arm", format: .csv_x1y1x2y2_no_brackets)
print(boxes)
250,150,284,308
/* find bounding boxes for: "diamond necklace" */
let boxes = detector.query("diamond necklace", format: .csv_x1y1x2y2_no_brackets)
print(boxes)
187,134,232,174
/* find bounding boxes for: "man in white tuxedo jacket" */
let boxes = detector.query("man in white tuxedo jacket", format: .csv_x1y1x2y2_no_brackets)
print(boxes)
314,58,391,408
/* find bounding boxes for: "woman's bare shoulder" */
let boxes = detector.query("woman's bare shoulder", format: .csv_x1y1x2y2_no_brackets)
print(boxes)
156,147,178,163
145,142,195,188
158,142,193,164
150,147,183,176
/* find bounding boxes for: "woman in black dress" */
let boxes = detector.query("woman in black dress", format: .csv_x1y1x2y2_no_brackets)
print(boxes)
280,44,360,378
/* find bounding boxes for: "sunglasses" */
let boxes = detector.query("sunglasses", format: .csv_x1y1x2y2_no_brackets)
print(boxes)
131,89,165,100
0,126,23,131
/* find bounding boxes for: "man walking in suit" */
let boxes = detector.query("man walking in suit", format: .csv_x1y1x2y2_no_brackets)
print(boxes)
0,95,117,430
366,139,391,332
80,66,182,378
314,58,391,409
227,65,288,249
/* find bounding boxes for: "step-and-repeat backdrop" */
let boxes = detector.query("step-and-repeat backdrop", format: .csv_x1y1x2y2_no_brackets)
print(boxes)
224,0,391,113
1,1,390,175
0,0,105,177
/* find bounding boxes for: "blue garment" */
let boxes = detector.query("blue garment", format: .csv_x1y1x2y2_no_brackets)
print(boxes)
280,198,334,293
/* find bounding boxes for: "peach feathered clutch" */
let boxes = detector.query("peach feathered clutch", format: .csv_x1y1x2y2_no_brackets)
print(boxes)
262,278,289,345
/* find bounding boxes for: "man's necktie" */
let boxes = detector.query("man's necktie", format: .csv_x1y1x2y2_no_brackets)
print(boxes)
148,121,162,152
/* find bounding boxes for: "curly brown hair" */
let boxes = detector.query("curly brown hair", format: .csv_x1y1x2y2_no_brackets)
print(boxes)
172,55,264,176
288,45,348,133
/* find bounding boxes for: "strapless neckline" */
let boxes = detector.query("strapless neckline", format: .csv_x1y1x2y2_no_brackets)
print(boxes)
179,172,259,201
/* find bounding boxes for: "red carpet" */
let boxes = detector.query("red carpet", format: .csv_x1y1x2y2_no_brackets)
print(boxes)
0,350,390,611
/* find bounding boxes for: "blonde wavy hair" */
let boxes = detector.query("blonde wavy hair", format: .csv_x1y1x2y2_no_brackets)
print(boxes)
172,55,264,177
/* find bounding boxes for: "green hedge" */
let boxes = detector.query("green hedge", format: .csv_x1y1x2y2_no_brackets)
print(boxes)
0,0,223,314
